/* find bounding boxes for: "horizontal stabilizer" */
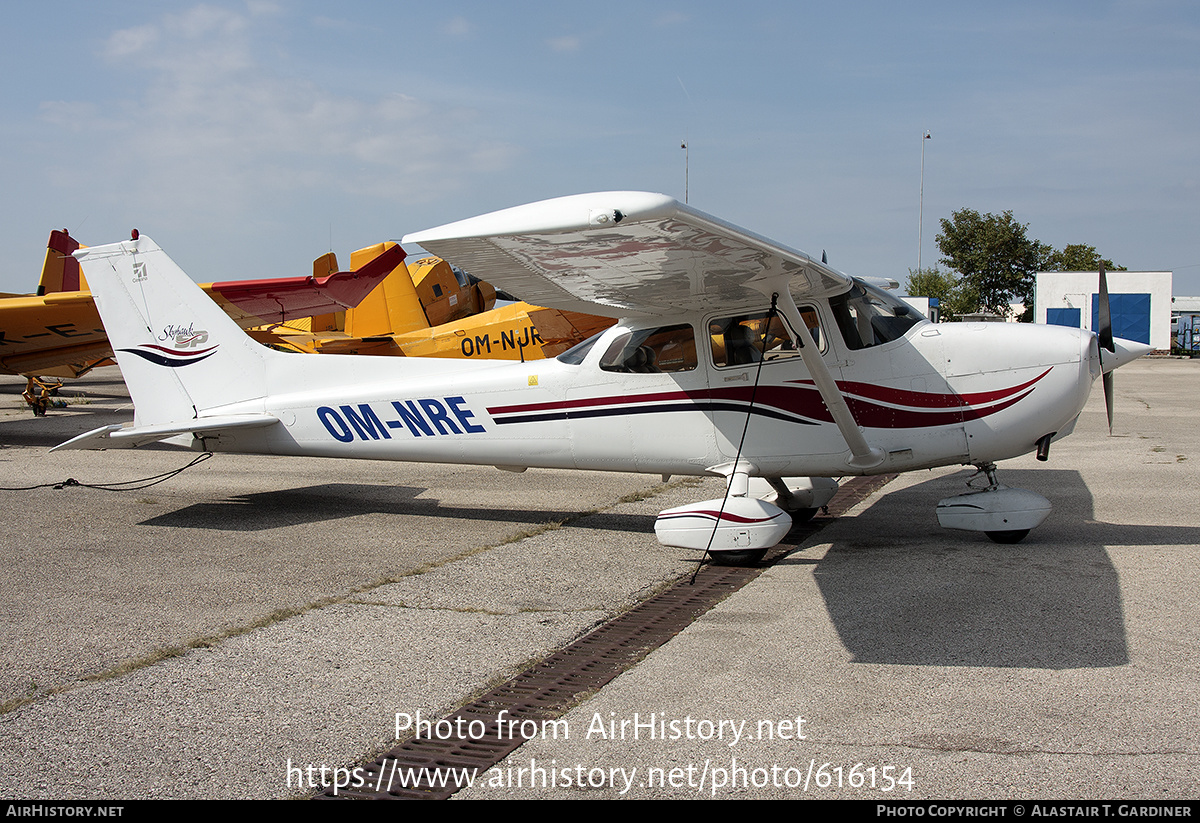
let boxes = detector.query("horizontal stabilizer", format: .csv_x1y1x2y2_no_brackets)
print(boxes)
51,414,279,452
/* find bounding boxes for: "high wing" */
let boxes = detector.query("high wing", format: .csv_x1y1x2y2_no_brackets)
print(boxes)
402,192,853,319
410,191,883,469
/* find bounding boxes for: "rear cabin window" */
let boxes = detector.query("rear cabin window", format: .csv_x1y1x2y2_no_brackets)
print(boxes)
710,308,822,367
599,325,697,373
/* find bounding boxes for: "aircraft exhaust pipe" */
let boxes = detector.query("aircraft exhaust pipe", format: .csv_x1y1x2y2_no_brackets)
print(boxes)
1036,433,1055,462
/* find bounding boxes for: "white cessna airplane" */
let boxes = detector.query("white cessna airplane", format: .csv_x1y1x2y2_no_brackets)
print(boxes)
53,192,1149,564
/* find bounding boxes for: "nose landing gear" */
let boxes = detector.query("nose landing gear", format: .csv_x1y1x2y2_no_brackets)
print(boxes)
935,462,1051,544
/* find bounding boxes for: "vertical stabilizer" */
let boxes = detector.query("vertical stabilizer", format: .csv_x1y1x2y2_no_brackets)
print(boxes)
75,235,272,426
344,242,428,338
37,230,85,295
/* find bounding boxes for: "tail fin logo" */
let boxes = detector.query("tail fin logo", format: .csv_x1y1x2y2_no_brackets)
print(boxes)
120,324,217,367
132,261,148,282
120,342,218,368
161,324,210,349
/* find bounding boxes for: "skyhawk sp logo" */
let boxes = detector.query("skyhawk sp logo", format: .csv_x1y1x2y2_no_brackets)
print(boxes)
159,323,210,349
121,324,218,367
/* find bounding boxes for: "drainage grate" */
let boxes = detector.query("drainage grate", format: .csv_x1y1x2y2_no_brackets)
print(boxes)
317,474,895,800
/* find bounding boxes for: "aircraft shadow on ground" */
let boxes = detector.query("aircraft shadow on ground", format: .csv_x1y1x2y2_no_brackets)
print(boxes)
137,482,658,533
133,467,1197,670
1,410,133,448
786,468,1200,670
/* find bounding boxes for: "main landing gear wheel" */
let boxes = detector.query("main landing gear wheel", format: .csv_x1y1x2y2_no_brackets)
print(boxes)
709,549,768,566
985,529,1029,544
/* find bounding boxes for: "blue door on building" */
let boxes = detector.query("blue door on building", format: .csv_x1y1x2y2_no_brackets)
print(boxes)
1047,308,1082,328
1092,293,1151,345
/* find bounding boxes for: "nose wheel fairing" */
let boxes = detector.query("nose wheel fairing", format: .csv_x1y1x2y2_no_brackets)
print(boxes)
935,464,1051,544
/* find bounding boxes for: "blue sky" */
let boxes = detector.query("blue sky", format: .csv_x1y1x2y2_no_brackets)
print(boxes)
2,1,1197,295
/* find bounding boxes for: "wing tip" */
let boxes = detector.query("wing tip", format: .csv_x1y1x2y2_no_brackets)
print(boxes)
403,191,679,245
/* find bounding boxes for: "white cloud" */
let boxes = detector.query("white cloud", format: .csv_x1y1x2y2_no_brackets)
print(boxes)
103,24,159,58
444,15,472,38
59,3,517,215
246,0,282,17
547,35,581,53
654,12,689,26
171,4,249,39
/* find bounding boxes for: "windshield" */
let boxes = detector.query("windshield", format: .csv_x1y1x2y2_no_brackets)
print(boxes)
556,330,607,365
828,280,924,350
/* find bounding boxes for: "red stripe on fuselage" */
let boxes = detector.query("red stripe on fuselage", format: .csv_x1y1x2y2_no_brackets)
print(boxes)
485,369,1049,430
788,368,1051,408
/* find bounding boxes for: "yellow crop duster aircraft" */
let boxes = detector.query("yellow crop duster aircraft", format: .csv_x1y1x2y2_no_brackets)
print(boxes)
256,242,613,362
0,230,399,380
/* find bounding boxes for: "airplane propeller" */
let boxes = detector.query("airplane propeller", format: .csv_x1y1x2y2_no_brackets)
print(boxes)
1096,263,1116,434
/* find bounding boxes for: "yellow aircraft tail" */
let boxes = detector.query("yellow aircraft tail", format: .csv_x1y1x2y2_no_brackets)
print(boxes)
344,244,436,339
36,230,86,295
302,251,345,337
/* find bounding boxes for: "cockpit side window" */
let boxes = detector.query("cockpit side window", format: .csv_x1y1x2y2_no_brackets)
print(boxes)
828,281,923,350
598,324,697,373
709,307,822,367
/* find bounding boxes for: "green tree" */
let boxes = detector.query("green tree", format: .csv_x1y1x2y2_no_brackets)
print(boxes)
904,267,956,301
1041,243,1125,272
936,208,1042,318
903,267,975,320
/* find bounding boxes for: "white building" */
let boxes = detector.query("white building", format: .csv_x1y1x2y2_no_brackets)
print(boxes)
1173,296,1200,354
900,295,940,323
1034,271,1173,352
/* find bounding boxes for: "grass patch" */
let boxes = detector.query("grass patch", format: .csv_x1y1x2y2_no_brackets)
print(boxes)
2,475,696,717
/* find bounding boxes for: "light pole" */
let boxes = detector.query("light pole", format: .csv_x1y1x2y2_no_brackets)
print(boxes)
681,141,689,204
918,131,931,274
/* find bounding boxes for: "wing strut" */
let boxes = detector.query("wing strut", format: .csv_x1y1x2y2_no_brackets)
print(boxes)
763,281,885,470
